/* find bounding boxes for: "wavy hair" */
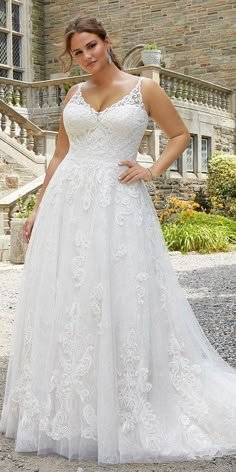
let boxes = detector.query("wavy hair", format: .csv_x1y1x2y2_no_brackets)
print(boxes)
59,16,122,72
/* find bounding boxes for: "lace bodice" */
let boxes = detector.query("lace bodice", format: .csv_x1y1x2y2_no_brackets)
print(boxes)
63,76,149,163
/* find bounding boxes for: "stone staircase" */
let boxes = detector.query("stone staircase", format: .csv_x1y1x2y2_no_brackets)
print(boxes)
0,151,37,199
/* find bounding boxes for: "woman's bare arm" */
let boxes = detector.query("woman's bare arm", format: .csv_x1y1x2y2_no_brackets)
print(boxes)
32,84,78,213
144,79,190,178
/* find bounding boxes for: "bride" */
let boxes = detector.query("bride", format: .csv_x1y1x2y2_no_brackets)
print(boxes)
1,15,236,466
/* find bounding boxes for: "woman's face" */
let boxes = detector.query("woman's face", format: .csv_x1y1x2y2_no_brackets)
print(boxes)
70,32,109,74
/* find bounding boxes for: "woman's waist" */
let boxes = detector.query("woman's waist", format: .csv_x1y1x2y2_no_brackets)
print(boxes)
64,150,138,167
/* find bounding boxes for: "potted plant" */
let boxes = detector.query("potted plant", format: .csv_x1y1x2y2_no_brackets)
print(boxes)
10,194,37,264
141,42,162,66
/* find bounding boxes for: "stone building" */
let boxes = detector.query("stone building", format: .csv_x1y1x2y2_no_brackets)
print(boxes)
0,0,235,259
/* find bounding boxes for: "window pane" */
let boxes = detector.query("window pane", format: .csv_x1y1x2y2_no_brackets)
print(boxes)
12,35,21,67
186,136,194,172
0,68,8,77
201,138,208,172
12,3,20,32
13,70,22,80
0,0,7,28
0,32,7,64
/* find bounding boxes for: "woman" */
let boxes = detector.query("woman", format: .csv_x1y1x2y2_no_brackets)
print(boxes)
1,16,236,466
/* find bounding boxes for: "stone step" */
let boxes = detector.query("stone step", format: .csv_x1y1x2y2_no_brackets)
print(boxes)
0,150,38,199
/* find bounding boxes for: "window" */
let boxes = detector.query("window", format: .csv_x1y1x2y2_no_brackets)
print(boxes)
201,137,211,173
0,0,7,28
186,136,194,172
0,0,24,80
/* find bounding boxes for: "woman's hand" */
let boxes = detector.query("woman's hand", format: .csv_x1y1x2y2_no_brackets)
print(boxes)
118,161,153,184
22,209,38,244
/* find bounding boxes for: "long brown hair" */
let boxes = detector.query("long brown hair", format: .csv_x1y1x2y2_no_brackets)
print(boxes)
59,16,122,72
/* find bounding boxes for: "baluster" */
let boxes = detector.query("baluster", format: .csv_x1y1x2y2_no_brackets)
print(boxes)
35,136,44,155
202,88,208,106
188,82,194,102
1,113,6,131
0,84,5,101
27,131,35,151
59,84,66,105
221,92,227,111
170,77,177,99
42,87,49,108
213,90,218,108
165,76,172,97
208,88,213,107
33,88,41,108
20,126,27,145
193,84,199,103
6,85,13,106
176,79,183,100
49,85,58,107
10,119,16,138
14,87,21,106
226,94,231,112
21,87,28,108
182,81,188,101
160,74,165,90
198,86,204,104
217,91,222,110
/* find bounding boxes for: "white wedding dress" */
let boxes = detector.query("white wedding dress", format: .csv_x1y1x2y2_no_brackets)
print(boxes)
1,77,236,465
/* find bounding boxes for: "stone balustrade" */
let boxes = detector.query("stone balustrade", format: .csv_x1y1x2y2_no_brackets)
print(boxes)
0,98,57,175
0,66,234,115
159,69,232,113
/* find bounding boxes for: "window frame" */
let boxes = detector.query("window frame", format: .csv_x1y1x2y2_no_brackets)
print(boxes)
0,0,24,79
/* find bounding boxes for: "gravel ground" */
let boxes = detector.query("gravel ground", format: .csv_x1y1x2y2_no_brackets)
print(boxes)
0,252,235,472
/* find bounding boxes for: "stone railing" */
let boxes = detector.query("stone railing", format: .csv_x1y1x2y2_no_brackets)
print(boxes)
0,65,234,116
0,98,57,174
159,69,232,113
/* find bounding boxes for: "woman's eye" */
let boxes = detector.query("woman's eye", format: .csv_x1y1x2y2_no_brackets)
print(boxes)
75,51,82,56
89,43,96,49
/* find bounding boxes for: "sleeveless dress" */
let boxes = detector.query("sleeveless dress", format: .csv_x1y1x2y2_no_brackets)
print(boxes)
1,76,236,465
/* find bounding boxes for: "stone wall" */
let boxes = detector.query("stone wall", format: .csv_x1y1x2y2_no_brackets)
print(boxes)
42,0,236,88
31,0,45,81
146,178,207,215
214,127,236,154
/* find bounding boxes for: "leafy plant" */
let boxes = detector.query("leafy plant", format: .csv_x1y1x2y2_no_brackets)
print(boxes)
159,194,236,253
161,212,236,254
14,194,38,219
144,42,160,50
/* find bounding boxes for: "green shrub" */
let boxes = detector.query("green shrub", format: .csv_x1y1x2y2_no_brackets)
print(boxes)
161,212,236,254
14,193,38,218
207,153,236,218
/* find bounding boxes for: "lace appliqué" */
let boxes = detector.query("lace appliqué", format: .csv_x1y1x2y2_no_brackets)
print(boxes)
168,334,213,449
40,301,97,441
118,329,161,451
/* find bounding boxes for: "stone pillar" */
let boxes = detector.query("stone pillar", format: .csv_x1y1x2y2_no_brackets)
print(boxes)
10,218,28,264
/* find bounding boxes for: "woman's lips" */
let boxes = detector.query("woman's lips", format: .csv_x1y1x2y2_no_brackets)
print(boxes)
87,61,97,66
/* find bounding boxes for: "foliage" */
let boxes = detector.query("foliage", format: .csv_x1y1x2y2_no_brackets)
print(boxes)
14,194,38,219
208,153,236,198
160,195,236,253
207,153,236,218
143,42,160,50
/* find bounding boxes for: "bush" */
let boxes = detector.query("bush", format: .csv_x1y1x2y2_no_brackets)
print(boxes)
207,153,236,218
